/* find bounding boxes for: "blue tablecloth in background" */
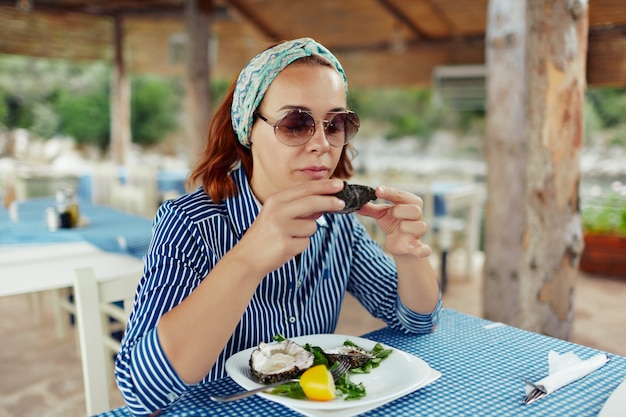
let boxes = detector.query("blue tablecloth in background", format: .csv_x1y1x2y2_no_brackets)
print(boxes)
0,198,153,259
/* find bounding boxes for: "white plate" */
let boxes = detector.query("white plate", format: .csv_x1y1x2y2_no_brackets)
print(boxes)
599,377,626,417
291,367,441,417
225,334,432,411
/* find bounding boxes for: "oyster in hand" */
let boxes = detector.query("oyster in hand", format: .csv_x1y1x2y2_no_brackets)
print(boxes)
334,181,377,214
249,340,315,384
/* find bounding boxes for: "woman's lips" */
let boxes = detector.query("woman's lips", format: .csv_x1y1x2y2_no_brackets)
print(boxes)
300,167,329,180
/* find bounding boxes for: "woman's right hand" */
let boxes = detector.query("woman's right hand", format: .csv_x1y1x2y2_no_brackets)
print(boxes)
236,179,345,278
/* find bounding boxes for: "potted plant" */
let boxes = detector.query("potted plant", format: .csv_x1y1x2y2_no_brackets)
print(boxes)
580,181,626,277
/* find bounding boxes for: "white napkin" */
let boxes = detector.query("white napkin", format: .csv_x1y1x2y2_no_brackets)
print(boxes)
525,351,609,396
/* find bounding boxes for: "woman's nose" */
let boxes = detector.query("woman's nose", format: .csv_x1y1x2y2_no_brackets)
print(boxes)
306,120,332,150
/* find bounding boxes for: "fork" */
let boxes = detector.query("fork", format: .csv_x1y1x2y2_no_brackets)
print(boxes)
522,379,547,405
210,360,351,402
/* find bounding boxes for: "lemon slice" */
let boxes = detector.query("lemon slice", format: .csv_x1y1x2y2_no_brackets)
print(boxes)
299,364,336,401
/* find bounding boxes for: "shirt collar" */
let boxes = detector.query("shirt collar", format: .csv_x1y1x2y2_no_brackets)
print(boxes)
225,166,259,238
226,165,329,237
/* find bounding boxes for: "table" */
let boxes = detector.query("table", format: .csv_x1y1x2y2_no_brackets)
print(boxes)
0,197,153,257
1,197,152,335
96,309,625,417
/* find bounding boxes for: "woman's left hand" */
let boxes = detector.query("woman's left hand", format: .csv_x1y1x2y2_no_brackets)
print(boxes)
357,186,432,258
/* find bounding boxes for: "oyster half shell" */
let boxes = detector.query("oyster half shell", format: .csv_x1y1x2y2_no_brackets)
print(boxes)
324,345,374,369
249,340,315,384
334,181,377,214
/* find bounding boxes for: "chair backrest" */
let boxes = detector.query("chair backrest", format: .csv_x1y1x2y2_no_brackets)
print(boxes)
73,267,141,415
91,163,121,206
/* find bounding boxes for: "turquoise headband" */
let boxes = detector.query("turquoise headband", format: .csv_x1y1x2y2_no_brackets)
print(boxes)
231,37,348,148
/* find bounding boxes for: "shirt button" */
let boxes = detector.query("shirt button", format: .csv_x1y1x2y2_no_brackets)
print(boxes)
288,316,296,323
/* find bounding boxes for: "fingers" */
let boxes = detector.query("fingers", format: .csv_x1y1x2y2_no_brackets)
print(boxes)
359,185,433,258
243,180,347,274
376,186,423,208
269,179,346,219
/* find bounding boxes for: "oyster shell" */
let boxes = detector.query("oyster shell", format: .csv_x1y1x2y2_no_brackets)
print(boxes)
324,345,374,369
249,340,315,384
334,181,377,214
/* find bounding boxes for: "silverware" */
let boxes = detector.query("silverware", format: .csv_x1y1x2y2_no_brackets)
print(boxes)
211,360,351,402
522,379,547,405
522,354,612,405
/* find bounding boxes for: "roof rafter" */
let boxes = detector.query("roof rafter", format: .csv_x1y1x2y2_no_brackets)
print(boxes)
223,0,281,41
376,0,432,40
425,0,458,35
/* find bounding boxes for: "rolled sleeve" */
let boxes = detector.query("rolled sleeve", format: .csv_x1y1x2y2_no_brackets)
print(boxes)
117,327,190,416
395,295,442,334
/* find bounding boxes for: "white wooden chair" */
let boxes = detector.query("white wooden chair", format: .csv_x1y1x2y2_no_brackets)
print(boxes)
91,163,121,206
126,164,160,217
73,267,141,415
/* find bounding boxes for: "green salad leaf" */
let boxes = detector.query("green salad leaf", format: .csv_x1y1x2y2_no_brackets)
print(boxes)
347,341,394,374
266,337,393,401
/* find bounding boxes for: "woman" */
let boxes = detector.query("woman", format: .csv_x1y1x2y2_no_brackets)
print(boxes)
115,38,441,416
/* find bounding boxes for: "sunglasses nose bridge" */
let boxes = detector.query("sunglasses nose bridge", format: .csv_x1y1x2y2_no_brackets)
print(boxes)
309,119,331,142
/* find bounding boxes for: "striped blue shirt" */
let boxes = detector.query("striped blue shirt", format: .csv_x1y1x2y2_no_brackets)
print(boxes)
115,165,442,416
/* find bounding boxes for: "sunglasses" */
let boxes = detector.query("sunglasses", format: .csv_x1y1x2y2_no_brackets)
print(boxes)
255,109,360,147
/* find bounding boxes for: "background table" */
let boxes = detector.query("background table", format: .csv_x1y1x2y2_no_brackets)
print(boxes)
1,197,152,335
0,197,152,257
96,309,626,417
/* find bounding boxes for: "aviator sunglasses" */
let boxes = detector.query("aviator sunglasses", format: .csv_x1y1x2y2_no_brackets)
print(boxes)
255,109,360,147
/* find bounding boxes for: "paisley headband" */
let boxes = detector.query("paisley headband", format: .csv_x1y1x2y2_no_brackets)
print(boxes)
231,37,348,148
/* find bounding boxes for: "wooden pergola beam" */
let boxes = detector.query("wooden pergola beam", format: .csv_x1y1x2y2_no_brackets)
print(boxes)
110,14,131,165
223,0,282,41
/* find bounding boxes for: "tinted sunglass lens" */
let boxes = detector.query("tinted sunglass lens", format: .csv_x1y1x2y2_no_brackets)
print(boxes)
276,111,315,144
342,112,360,142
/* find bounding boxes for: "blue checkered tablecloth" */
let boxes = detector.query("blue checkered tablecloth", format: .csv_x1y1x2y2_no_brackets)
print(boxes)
96,309,626,417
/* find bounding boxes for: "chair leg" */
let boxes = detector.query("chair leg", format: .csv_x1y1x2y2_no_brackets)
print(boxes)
440,250,448,293
29,292,43,324
53,288,76,338
53,289,67,338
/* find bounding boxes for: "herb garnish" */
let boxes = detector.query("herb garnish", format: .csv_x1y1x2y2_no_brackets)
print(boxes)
266,336,392,401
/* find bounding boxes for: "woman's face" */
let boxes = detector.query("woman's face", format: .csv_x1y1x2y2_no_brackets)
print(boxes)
249,63,347,203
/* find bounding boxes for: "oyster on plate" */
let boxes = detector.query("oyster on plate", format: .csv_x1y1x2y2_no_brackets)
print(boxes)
334,181,377,214
324,345,374,369
249,340,315,384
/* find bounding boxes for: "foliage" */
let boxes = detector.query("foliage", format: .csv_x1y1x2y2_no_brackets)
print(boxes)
0,55,182,149
211,78,232,106
582,181,626,237
131,76,181,146
586,86,626,128
583,97,603,145
1,55,626,153
348,86,486,147
56,85,111,148
0,89,7,128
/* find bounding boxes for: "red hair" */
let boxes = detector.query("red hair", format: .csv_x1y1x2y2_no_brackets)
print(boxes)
187,56,356,203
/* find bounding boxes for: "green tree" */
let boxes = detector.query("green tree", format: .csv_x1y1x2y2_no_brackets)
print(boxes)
349,87,453,144
0,89,8,128
586,87,626,128
55,86,111,149
131,76,181,146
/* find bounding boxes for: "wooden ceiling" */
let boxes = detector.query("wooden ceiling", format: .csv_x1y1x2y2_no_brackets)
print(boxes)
0,0,625,87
